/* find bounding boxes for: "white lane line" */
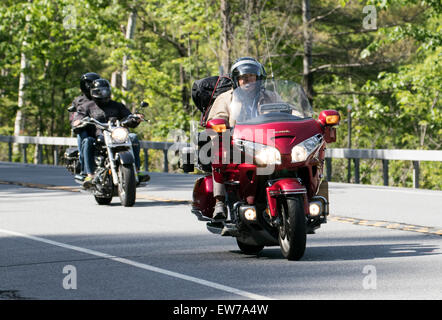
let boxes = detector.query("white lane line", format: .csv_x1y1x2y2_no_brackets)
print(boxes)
0,228,272,300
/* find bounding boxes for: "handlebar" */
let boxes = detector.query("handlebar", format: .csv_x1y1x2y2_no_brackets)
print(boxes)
76,117,109,130
76,114,146,130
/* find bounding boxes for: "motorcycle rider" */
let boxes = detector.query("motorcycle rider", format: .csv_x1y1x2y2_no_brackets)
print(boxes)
72,78,145,188
206,57,280,220
69,72,101,178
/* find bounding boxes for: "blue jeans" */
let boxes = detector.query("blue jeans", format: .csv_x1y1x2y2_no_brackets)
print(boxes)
77,130,90,175
129,133,141,170
81,133,141,175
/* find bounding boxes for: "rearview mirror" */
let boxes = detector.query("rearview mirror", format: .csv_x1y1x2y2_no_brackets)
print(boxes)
67,104,76,112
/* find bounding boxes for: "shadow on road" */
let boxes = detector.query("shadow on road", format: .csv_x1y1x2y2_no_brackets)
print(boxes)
248,242,440,261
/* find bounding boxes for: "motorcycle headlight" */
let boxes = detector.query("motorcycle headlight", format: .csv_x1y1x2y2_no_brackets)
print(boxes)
291,135,323,163
235,140,281,165
255,145,281,165
111,127,129,143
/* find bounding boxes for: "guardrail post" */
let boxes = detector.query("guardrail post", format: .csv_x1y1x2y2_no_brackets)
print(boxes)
347,158,352,183
163,149,169,173
382,159,389,186
8,142,12,162
36,145,42,164
53,147,59,166
143,148,149,171
354,158,360,184
412,161,420,189
326,158,332,181
22,144,27,163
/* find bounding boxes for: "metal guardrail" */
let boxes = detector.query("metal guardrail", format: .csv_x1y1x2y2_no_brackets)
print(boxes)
0,135,174,173
325,148,442,188
1,135,441,188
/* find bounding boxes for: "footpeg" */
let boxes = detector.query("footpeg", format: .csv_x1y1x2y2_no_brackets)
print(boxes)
221,223,239,237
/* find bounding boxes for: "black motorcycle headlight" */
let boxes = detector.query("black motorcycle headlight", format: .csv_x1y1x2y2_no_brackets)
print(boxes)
111,127,129,143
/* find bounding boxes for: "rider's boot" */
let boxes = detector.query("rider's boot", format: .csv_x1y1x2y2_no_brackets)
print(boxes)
213,198,227,221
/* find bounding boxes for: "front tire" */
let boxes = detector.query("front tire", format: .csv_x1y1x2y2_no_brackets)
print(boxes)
118,164,136,207
95,196,112,205
278,196,306,261
236,238,264,255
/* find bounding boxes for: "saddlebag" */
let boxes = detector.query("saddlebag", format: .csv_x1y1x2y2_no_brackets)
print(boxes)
64,147,80,174
191,75,232,126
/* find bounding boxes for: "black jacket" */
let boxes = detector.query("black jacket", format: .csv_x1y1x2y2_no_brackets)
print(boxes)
69,94,91,126
73,99,138,137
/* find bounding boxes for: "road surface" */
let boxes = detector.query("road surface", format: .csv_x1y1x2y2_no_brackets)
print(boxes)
0,162,441,301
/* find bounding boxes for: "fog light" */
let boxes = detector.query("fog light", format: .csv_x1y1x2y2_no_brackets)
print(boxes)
244,208,257,221
309,202,322,217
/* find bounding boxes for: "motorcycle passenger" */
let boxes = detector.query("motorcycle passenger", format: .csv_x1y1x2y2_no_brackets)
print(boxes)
72,78,144,188
206,57,281,220
69,72,101,178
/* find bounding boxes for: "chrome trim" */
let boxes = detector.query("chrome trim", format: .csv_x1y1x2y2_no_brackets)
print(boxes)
107,142,132,148
191,208,214,222
269,188,307,196
207,224,223,235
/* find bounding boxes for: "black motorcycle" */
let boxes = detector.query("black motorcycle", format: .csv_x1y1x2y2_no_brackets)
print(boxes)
64,103,150,207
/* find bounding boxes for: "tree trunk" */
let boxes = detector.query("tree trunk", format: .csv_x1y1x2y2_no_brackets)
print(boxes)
220,0,232,75
122,9,137,108
302,0,314,106
13,41,27,156
180,64,190,111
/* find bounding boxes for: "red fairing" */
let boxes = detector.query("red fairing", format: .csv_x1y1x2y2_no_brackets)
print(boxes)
237,163,257,204
234,119,322,155
192,175,215,218
266,178,307,217
323,126,336,143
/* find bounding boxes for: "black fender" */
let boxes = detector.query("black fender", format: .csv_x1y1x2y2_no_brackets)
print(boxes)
115,151,135,164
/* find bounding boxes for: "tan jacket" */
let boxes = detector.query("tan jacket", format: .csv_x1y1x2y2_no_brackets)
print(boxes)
207,89,281,127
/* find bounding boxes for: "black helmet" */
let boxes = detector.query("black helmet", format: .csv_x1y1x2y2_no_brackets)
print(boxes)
90,78,111,105
230,57,266,89
80,72,101,98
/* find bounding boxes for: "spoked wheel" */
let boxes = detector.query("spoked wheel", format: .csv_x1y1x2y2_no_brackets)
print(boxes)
117,164,136,207
278,196,306,261
236,238,264,255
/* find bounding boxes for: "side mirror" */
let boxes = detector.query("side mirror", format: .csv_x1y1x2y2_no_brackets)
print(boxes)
318,110,340,126
68,104,76,113
206,118,229,133
140,101,149,108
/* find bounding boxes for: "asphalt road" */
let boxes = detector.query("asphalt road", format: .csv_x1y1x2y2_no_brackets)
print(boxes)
0,162,441,300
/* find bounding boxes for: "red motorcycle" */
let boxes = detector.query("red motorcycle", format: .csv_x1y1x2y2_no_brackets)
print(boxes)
185,80,340,260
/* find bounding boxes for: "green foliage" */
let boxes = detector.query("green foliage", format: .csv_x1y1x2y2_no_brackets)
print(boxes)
0,0,440,189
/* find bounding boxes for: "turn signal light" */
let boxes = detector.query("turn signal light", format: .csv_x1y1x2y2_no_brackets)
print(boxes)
211,124,227,133
326,115,340,125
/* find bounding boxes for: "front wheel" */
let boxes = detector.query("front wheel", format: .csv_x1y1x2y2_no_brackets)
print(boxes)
278,196,306,261
117,164,136,207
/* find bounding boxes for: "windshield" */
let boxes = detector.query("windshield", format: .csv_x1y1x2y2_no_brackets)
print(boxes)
229,80,313,125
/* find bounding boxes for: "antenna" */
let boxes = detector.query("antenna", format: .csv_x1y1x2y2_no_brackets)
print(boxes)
263,25,274,80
